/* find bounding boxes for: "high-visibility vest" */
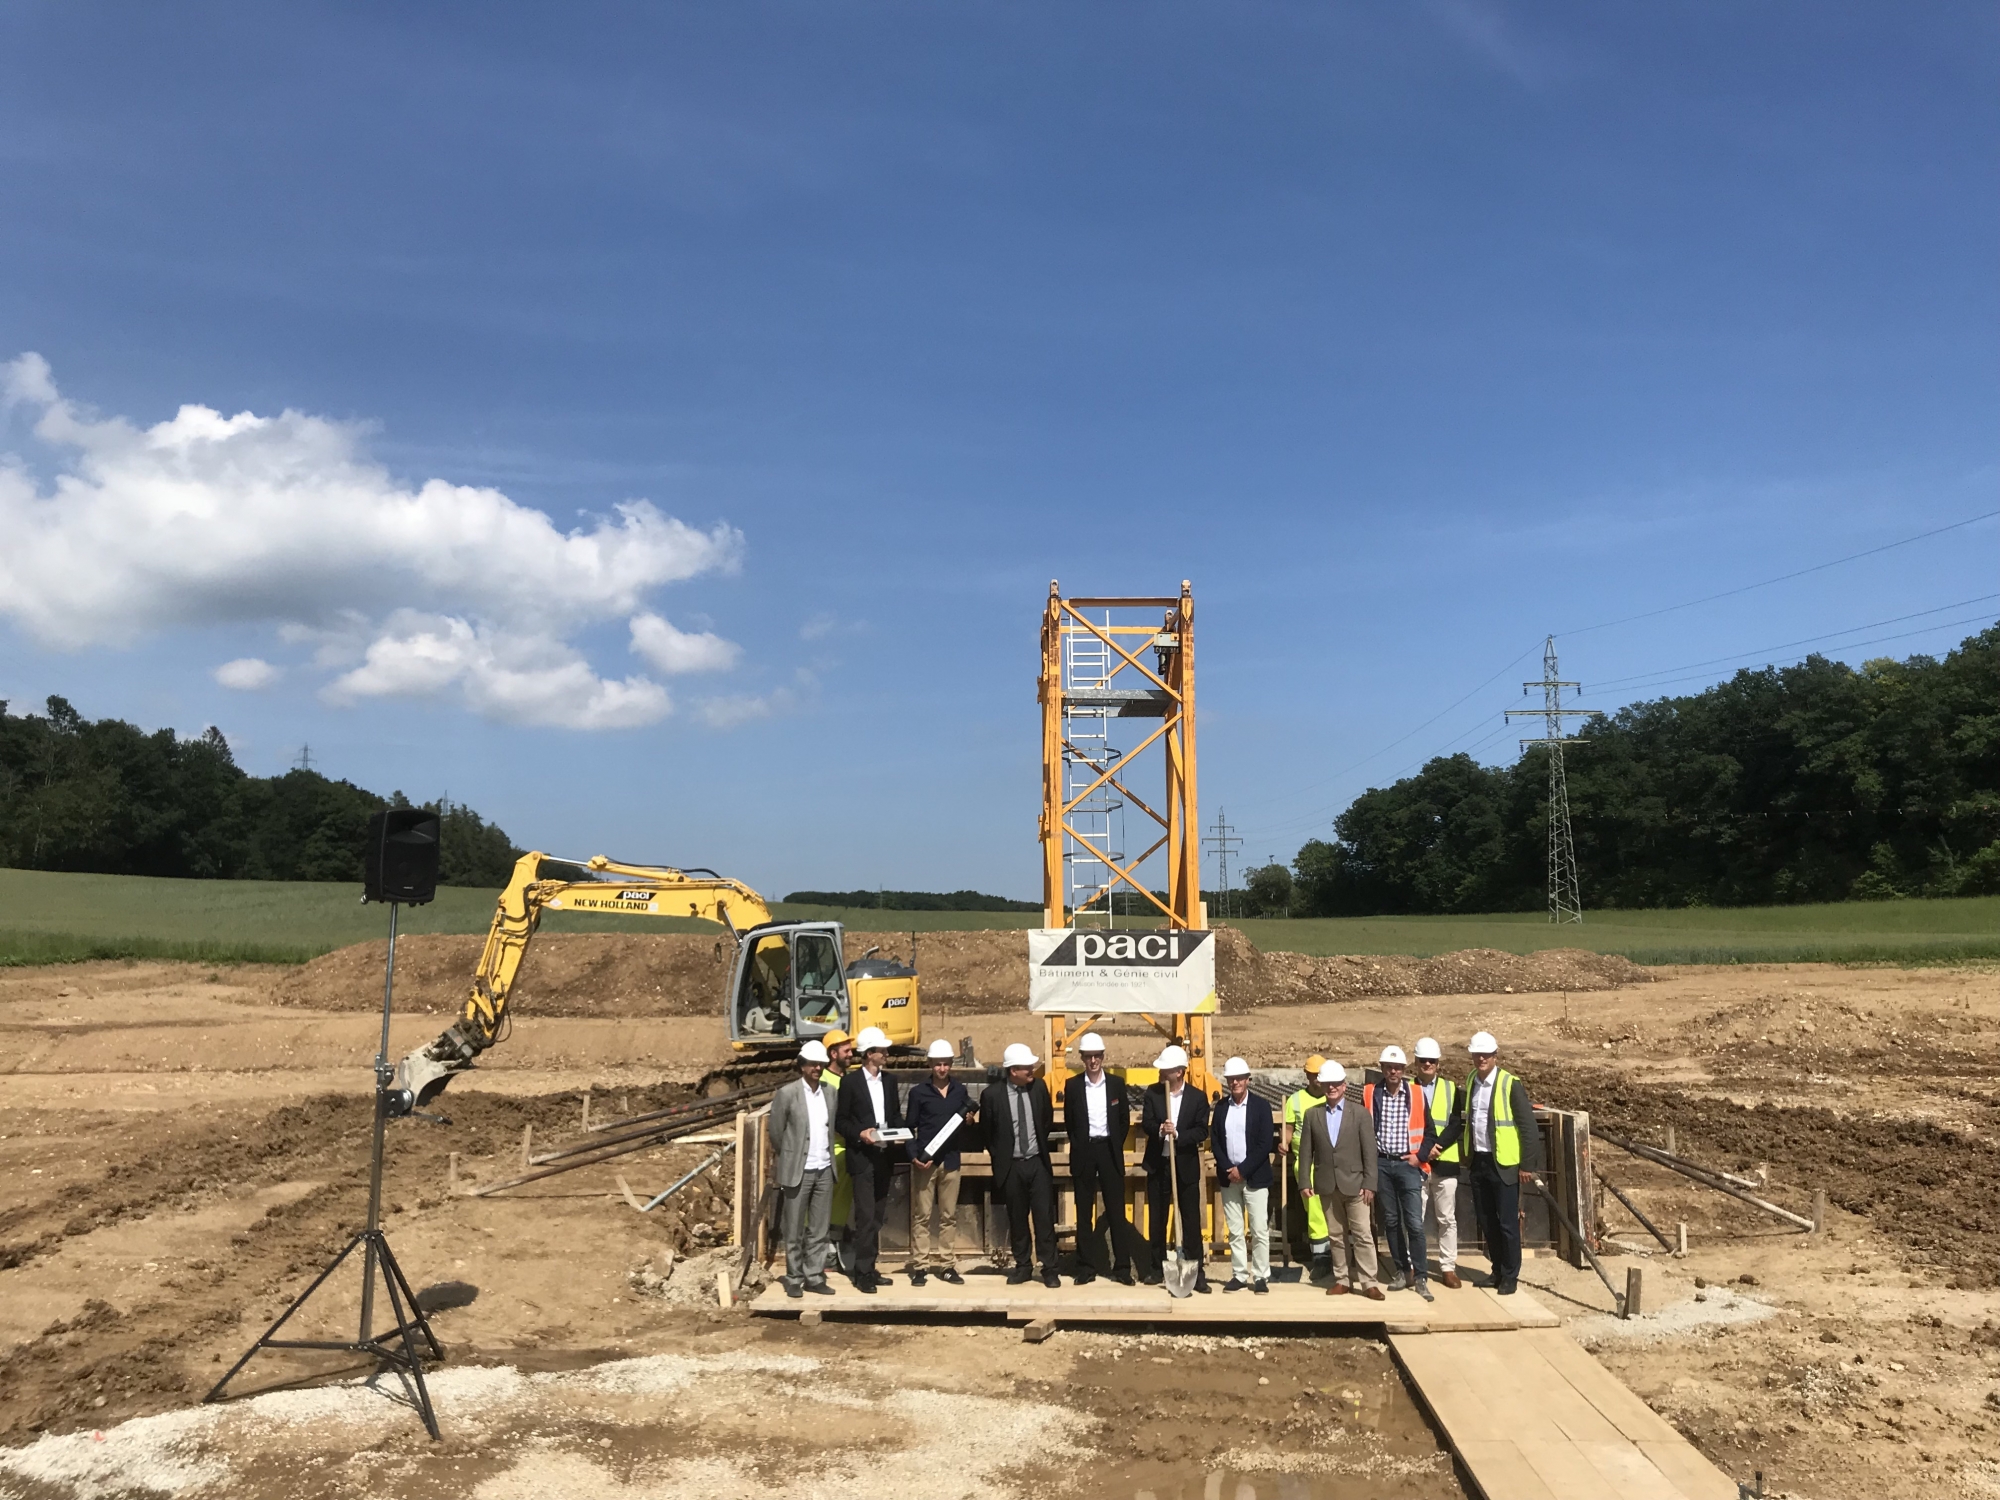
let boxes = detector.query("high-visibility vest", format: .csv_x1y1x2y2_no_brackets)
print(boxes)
1421,1077,1459,1163
1362,1081,1429,1172
1462,1068,1522,1168
1283,1088,1322,1155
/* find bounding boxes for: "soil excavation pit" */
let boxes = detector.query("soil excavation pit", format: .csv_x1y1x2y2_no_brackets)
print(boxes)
8,955,2000,1499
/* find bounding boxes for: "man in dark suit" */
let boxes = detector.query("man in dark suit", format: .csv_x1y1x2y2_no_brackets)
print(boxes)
981,1042,1060,1287
1060,1031,1138,1286
1139,1044,1211,1293
1210,1055,1277,1293
833,1025,904,1293
1428,1030,1544,1296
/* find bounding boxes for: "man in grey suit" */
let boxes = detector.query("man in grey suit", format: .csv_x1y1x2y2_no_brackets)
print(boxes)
1294,1060,1384,1300
770,1039,839,1298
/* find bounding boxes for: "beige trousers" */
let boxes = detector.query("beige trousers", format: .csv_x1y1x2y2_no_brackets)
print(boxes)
1322,1191,1380,1289
911,1164,962,1270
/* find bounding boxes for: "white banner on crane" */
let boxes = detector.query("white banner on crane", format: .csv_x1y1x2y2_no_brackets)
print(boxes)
1028,929,1218,1015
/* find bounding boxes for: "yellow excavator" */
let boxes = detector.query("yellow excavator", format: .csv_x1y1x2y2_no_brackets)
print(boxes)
388,851,920,1114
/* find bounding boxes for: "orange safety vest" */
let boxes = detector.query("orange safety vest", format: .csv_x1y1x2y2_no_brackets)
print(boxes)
1362,1080,1430,1173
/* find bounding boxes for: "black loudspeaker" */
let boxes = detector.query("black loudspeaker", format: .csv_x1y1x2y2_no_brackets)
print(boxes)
363,809,440,906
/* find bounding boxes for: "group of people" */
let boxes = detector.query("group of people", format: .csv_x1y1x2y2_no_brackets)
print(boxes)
768,1022,1543,1302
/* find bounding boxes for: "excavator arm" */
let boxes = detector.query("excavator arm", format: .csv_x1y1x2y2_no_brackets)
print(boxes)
388,851,771,1114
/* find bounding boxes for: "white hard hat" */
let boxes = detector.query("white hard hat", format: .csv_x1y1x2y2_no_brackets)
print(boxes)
1316,1060,1347,1084
1468,1031,1499,1055
1077,1032,1107,1053
1002,1042,1039,1069
1222,1056,1251,1078
1379,1045,1408,1066
798,1040,830,1064
927,1039,955,1060
855,1026,891,1052
1413,1037,1442,1061
1154,1044,1190,1071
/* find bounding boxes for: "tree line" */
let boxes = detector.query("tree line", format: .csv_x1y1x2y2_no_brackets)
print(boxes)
0,696,522,887
1234,623,2000,916
783,888,1041,912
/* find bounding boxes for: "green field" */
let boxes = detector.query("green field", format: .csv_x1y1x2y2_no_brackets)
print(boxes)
0,867,1992,967
0,868,1042,966
1229,898,2000,966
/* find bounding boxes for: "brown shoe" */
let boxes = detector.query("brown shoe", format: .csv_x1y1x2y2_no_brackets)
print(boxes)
1362,1285,1386,1301
1439,1270,1463,1290
1326,1282,1350,1296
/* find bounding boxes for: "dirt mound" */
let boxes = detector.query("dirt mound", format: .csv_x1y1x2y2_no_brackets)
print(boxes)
1225,943,1649,1010
270,932,740,1018
271,928,1642,1019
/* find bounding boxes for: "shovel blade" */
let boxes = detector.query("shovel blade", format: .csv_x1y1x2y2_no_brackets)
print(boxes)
1163,1255,1196,1298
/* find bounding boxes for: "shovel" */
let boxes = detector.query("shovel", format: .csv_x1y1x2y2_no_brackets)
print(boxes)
1162,1132,1197,1298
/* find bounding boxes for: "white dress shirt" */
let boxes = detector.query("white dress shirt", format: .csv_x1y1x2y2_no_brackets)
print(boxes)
864,1067,887,1130
1083,1074,1109,1138
1470,1073,1496,1153
803,1081,831,1171
1223,1097,1248,1164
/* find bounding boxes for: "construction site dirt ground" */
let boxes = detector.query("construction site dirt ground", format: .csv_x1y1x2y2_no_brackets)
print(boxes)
3,954,1999,1499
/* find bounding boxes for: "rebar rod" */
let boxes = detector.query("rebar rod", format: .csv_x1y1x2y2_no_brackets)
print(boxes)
473,1110,755,1196
581,1086,769,1136
640,1144,735,1212
1599,1131,1814,1231
530,1093,766,1165
1600,1174,1674,1251
1526,1179,1625,1313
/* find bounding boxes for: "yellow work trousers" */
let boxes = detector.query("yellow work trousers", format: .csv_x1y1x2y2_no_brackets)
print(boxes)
1292,1152,1329,1242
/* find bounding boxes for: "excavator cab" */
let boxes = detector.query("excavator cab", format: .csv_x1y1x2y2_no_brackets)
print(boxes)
728,922,851,1048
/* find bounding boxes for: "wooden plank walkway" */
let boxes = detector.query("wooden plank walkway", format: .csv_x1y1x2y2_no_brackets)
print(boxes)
1388,1326,1738,1500
749,1269,1559,1332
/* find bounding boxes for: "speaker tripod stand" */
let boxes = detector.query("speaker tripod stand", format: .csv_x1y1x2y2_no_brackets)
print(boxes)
206,900,444,1437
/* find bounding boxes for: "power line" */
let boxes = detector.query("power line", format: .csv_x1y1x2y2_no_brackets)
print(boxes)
1562,507,2000,638
1576,612,2000,699
1224,638,1547,818
1588,599,2000,694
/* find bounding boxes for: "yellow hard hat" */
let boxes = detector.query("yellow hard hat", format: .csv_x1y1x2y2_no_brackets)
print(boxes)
822,1028,852,1048
1304,1053,1326,1074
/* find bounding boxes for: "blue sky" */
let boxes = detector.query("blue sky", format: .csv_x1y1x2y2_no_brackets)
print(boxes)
1,2,1994,900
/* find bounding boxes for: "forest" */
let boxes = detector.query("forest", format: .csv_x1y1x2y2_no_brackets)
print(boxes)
0,696,521,887
1259,624,2000,916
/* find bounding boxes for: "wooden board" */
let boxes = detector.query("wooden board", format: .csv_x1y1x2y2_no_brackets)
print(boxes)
750,1272,1546,1330
1389,1327,1738,1500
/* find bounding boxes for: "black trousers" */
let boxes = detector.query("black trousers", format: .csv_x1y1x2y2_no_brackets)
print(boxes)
1147,1154,1203,1264
1467,1153,1522,1284
847,1146,893,1278
1071,1137,1138,1275
1001,1155,1057,1273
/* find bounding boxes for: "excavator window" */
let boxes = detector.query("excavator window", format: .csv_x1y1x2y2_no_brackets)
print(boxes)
738,934,793,1038
792,931,844,1027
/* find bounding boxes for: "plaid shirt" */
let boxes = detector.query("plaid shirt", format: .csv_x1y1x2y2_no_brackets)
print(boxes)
1374,1083,1412,1156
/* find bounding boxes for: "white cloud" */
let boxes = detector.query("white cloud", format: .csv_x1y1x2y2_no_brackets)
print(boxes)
0,355,744,730
213,657,282,691
629,612,741,674
324,612,671,730
695,669,814,729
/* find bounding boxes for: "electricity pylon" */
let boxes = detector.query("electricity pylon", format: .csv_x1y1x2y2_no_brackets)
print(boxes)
1506,637,1599,924
1203,808,1242,920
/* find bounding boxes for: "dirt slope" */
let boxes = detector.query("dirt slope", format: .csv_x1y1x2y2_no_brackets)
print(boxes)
270,926,1647,1017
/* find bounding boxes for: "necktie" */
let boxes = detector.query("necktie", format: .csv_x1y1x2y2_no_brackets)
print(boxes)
1015,1087,1033,1157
